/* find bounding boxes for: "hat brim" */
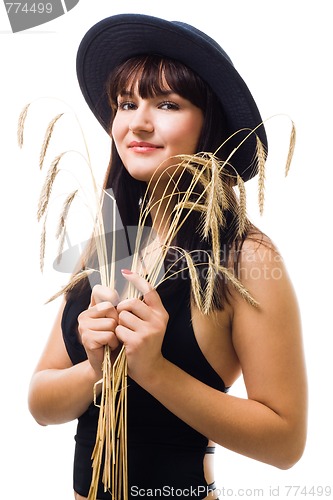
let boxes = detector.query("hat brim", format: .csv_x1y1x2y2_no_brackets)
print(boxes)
76,13,267,181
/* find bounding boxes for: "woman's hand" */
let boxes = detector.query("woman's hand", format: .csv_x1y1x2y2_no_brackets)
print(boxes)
115,270,169,385
78,285,120,378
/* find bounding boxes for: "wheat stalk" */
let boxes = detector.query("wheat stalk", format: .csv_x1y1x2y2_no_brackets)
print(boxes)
40,217,47,273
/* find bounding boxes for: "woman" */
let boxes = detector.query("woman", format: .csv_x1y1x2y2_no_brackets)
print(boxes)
28,13,307,500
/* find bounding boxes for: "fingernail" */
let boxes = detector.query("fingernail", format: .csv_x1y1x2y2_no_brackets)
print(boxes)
121,269,133,275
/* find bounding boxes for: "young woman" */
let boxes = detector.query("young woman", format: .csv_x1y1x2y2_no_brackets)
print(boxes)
28,14,307,500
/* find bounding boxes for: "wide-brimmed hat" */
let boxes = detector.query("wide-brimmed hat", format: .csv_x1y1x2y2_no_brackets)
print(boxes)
76,13,267,181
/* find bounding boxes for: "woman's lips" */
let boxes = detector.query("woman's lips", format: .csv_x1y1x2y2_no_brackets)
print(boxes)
128,141,162,152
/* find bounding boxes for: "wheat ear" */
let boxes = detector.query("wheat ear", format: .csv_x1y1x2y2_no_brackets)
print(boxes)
55,190,78,262
217,264,259,308
39,113,64,169
17,103,30,148
285,121,296,177
256,136,267,216
37,153,66,221
236,174,247,236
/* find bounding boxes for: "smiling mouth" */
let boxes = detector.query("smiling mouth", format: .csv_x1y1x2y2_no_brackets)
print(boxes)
129,141,162,151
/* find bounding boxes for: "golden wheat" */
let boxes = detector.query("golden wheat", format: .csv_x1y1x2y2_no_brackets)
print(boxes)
256,136,267,216
17,103,30,148
55,190,78,263
37,154,63,222
39,113,64,169
18,100,297,500
236,174,247,236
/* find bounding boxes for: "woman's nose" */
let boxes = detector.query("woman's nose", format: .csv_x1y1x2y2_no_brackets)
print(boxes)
129,106,154,134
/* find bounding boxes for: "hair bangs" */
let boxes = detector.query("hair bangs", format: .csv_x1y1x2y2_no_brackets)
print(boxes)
107,55,208,117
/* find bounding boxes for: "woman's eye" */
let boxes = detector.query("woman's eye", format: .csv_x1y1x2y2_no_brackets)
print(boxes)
118,101,136,111
159,101,180,110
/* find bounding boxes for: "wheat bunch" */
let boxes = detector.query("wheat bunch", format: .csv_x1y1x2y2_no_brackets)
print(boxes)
19,101,296,500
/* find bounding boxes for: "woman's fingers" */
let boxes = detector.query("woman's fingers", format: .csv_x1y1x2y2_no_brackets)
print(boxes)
120,269,163,308
89,284,120,308
78,284,120,355
115,271,169,384
87,285,119,324
87,301,118,320
117,298,147,320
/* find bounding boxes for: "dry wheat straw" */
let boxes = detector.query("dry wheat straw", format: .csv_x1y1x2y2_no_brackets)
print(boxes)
40,217,47,273
87,154,246,498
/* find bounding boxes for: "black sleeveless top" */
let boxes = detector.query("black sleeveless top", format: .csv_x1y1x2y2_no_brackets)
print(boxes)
62,277,228,499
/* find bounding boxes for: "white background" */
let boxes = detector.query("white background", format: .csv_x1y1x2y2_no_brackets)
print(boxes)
1,1,332,498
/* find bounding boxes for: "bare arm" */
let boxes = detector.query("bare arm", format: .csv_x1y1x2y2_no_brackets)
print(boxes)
28,286,120,426
116,242,307,469
28,301,99,425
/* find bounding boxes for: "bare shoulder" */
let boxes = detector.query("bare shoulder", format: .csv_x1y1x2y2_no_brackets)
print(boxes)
238,232,285,277
228,231,307,427
229,231,301,338
232,232,296,308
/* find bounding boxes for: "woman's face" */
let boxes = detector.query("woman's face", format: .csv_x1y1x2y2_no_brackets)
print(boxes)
111,84,204,186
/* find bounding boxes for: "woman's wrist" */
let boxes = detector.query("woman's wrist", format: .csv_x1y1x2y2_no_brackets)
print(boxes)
135,355,170,392
83,359,103,388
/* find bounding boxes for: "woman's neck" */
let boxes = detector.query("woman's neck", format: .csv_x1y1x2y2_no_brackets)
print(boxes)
146,182,176,243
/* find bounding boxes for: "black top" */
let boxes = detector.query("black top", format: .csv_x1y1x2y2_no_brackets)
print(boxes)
62,277,228,499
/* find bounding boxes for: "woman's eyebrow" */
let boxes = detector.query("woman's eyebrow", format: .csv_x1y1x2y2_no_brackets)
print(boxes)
118,90,133,97
118,89,175,98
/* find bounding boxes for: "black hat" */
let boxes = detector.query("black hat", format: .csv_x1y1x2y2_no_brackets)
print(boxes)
76,13,267,181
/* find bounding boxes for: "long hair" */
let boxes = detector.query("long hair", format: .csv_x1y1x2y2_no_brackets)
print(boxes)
69,55,260,310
